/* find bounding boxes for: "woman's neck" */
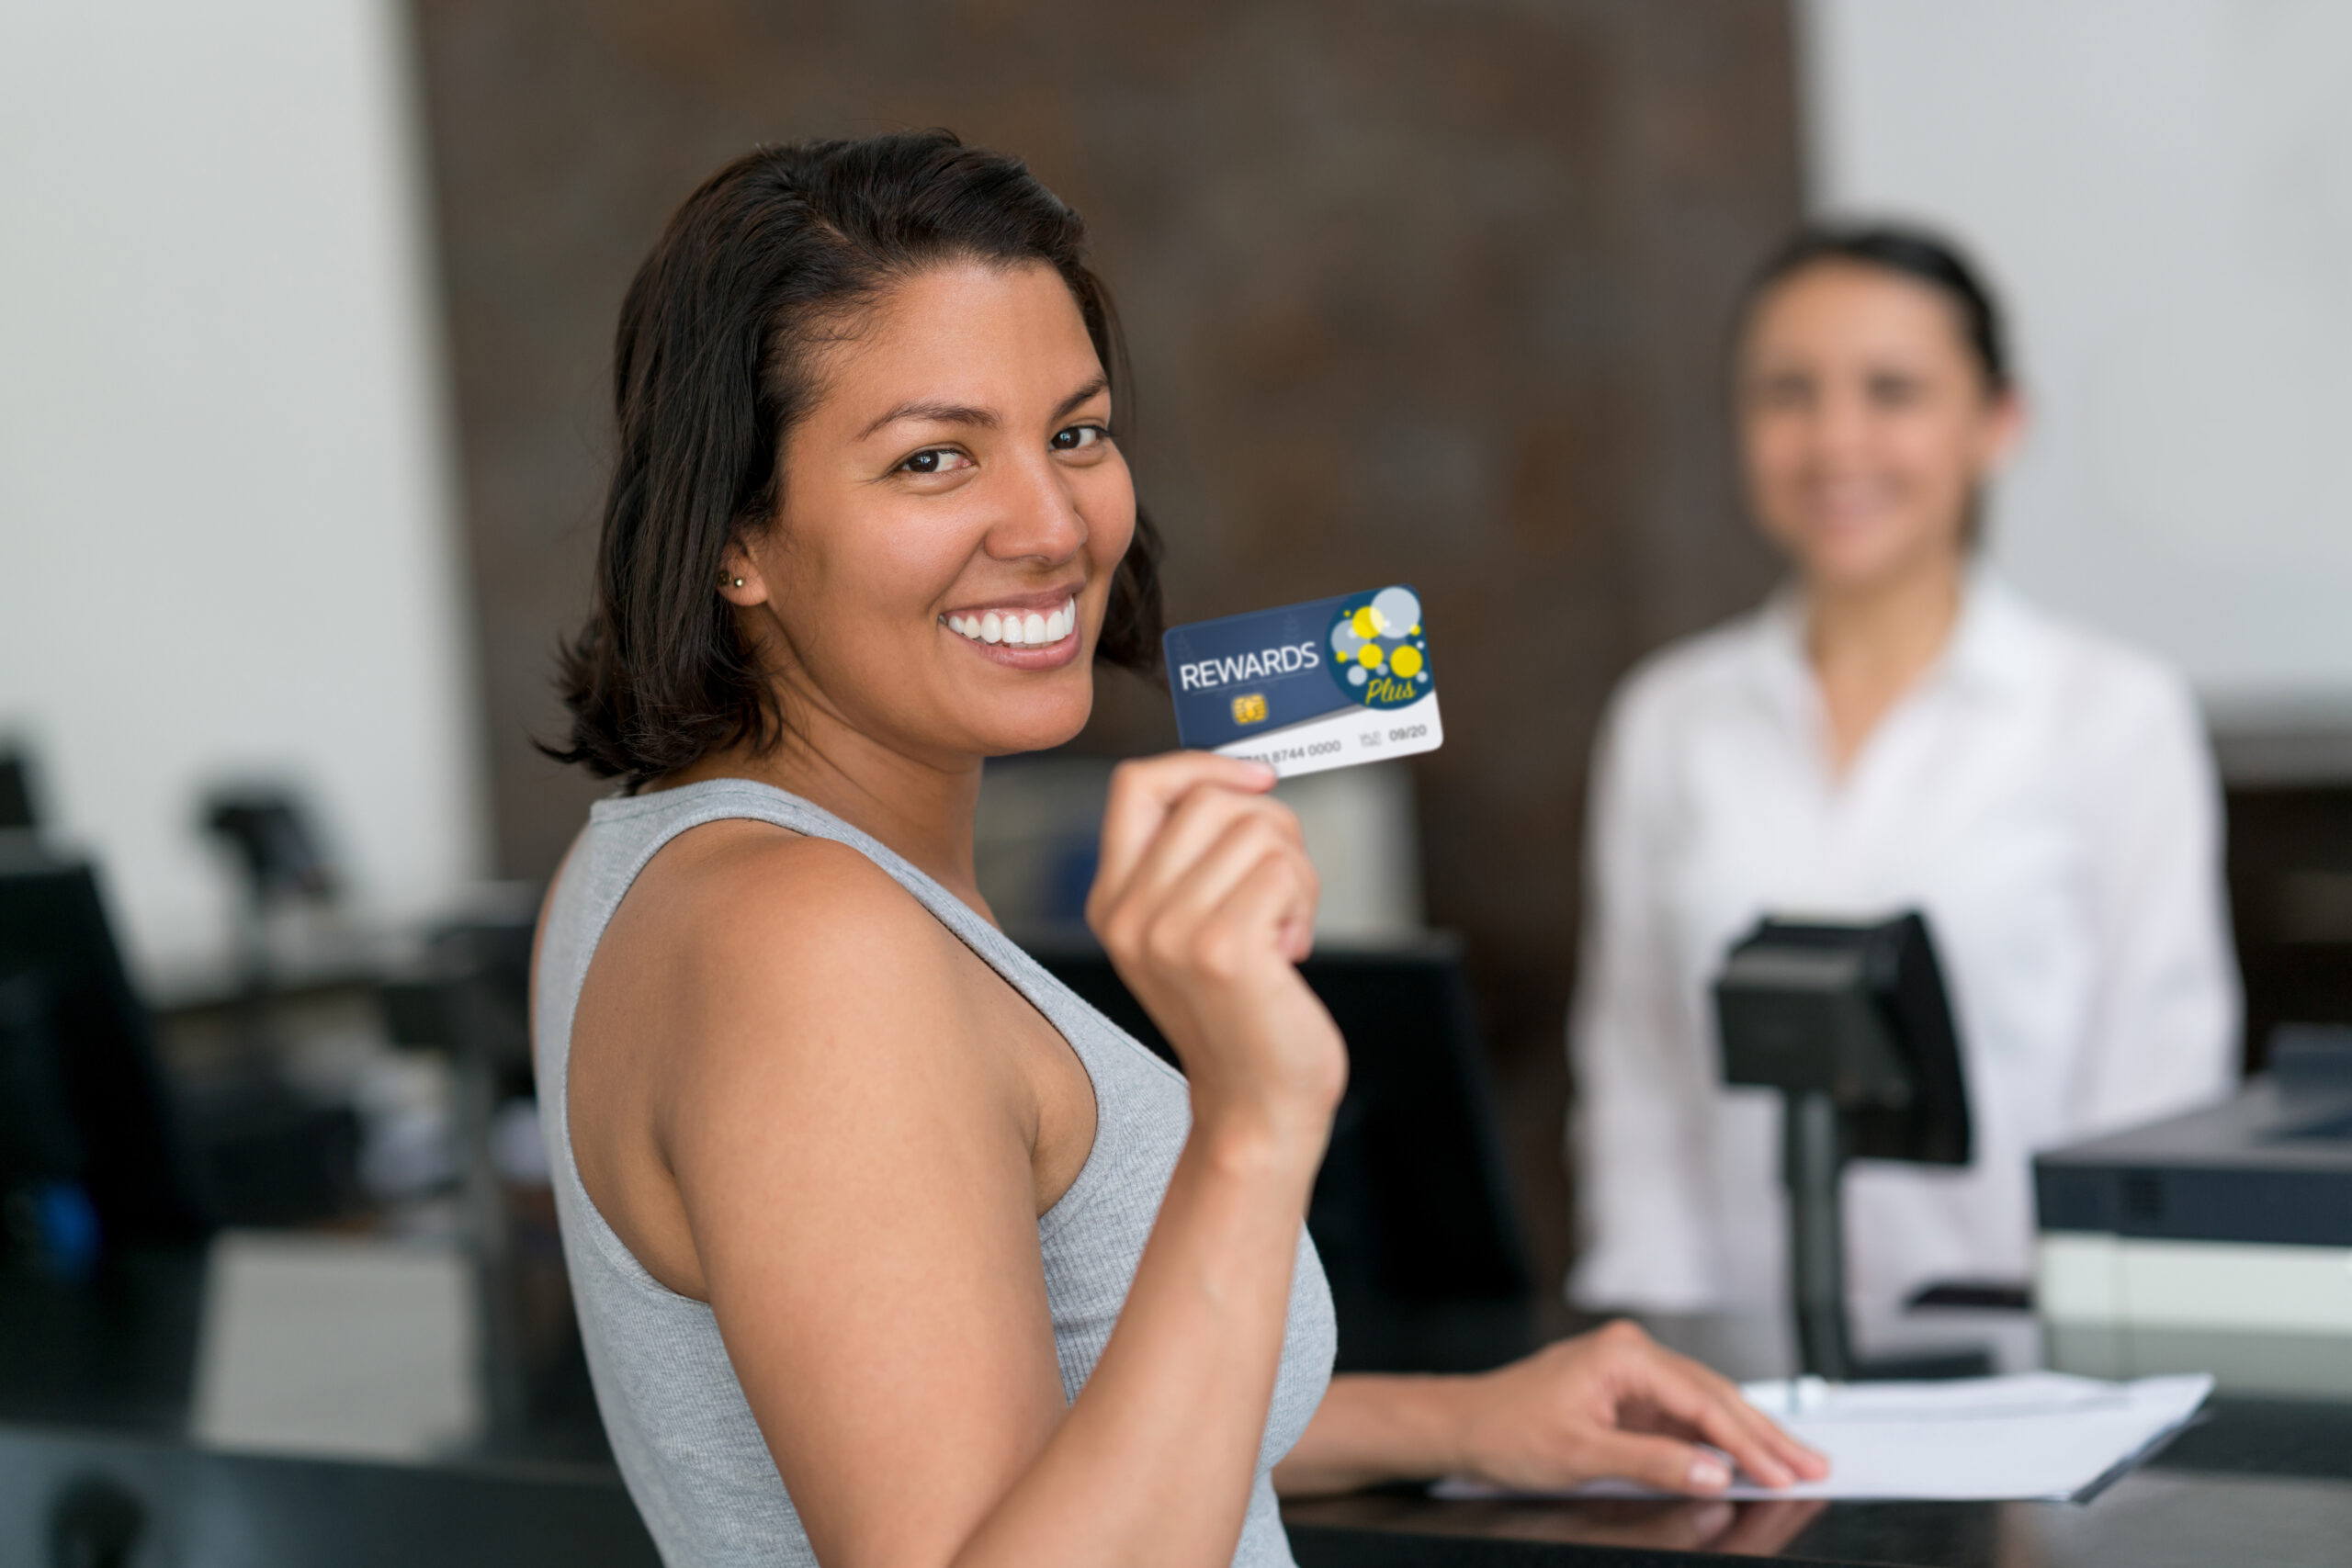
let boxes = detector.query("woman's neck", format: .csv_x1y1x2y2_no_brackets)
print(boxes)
662,701,992,919
1804,547,1966,776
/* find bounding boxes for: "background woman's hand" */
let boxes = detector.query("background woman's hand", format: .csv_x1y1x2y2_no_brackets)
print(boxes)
1453,1321,1828,1495
1087,752,1348,1130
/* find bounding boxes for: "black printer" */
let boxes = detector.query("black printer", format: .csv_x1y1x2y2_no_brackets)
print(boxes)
2034,1028,2352,1393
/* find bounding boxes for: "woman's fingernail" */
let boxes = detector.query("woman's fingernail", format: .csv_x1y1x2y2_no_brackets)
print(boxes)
1690,1457,1732,1492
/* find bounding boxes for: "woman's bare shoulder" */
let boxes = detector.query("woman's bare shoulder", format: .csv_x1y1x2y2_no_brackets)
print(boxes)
608,819,974,1032
569,818,1038,1305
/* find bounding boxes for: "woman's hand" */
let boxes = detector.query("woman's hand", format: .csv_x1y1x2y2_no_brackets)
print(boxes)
1278,1320,1828,1499
1087,752,1349,1134
1453,1321,1827,1495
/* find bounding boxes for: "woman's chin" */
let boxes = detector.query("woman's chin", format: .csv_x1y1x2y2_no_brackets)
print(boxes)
1794,530,1958,598
972,692,1095,759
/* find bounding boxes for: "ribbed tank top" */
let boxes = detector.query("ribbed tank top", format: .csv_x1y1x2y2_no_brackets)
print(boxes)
534,779,1337,1567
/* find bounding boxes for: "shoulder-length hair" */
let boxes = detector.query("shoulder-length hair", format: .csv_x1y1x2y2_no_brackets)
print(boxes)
548,130,1163,787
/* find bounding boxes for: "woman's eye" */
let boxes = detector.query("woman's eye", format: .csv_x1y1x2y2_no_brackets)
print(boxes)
1051,423,1109,452
899,447,973,475
1867,375,1924,410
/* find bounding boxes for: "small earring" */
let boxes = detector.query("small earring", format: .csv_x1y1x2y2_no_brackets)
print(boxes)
731,576,744,588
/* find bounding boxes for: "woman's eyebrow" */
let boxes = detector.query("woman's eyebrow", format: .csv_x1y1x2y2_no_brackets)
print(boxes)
857,400,1000,439
856,376,1111,441
1051,375,1111,423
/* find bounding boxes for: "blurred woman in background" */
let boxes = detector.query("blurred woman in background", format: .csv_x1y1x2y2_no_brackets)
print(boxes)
1568,225,2239,1324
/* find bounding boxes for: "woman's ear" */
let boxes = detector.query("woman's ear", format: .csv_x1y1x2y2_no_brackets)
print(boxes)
716,539,772,606
1980,387,2028,474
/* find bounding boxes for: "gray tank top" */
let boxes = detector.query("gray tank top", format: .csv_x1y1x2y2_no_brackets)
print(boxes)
534,778,1337,1567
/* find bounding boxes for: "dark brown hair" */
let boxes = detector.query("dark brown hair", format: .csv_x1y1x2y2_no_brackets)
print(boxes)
547,130,1163,786
1738,221,2011,393
1735,221,2013,548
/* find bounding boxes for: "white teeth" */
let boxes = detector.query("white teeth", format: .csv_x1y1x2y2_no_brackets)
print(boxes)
951,597,1079,647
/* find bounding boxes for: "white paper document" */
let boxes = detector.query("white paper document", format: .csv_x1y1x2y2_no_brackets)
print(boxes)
1436,1372,2214,1504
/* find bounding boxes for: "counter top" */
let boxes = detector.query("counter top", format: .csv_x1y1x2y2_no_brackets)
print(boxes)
6,1394,2346,1567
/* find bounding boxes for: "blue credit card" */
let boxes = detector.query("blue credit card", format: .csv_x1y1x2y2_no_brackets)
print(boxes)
1161,585,1443,778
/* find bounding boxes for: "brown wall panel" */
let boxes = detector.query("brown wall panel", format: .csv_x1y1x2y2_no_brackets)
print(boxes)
409,0,1801,1311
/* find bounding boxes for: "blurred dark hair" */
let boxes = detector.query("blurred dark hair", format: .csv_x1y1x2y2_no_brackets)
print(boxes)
1737,222,2010,393
547,130,1163,787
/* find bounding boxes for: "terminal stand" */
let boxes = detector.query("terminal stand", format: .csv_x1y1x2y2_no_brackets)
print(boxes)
1782,1089,1988,1382
1713,912,1989,1383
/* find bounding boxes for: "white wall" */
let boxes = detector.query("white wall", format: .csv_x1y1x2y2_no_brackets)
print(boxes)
0,0,483,992
1800,0,2352,713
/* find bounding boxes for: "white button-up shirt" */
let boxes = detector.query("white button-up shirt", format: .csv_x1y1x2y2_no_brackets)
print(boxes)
1566,574,2239,1317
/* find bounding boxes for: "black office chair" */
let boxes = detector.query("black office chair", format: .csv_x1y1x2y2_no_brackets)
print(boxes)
0,749,38,833
0,840,212,1268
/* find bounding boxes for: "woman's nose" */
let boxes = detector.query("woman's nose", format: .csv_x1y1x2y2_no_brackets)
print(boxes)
1787,394,1862,474
985,452,1089,564
1803,389,1875,465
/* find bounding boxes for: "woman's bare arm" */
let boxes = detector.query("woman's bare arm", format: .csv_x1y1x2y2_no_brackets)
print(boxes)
590,753,1342,1568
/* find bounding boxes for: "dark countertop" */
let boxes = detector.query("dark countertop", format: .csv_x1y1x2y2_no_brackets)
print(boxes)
9,1404,2349,1568
1288,1427,2352,1565
6,1247,2349,1566
0,1420,658,1568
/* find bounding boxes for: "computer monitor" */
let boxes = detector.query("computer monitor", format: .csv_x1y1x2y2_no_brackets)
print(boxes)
1028,935,1530,1373
0,841,209,1248
1715,911,1971,1166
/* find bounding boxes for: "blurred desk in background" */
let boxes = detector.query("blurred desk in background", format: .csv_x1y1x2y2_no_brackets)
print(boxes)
0,1419,658,1568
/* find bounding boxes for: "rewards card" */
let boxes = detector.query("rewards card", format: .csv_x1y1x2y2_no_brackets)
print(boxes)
1161,585,1443,779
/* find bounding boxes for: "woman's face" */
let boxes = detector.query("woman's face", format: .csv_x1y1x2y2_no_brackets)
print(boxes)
1736,261,2020,595
726,261,1134,767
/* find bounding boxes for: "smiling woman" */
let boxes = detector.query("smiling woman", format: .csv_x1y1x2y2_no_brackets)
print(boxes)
533,131,1819,1568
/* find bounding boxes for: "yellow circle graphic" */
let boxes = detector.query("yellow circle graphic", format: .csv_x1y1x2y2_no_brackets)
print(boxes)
1328,586,1427,710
